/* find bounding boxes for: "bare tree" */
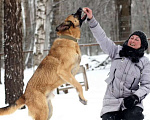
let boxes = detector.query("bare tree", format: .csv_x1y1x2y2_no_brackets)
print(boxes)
131,0,150,37
49,0,60,47
4,0,24,105
115,0,131,41
22,0,36,68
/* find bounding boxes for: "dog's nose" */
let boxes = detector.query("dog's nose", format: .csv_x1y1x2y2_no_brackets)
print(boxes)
76,7,82,14
78,7,82,12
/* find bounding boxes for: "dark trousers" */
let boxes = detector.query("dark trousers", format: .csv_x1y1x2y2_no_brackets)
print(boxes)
101,106,144,120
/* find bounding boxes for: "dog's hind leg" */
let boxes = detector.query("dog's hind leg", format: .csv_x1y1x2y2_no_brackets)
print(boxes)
57,69,87,105
47,100,53,120
46,93,54,120
27,92,49,120
28,101,49,120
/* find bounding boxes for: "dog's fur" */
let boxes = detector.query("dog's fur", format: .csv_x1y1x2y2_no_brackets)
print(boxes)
0,8,87,120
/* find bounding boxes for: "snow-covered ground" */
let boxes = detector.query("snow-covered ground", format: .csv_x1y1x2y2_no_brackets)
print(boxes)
0,54,150,120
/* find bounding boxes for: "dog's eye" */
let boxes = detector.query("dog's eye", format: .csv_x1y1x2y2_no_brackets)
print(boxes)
75,20,77,22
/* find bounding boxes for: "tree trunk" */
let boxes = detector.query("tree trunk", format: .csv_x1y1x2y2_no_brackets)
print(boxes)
23,0,36,68
44,0,53,57
34,0,46,66
0,0,3,84
0,0,3,53
49,0,60,47
4,0,24,105
115,0,131,41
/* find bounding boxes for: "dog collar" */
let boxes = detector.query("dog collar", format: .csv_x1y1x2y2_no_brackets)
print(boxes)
59,35,79,42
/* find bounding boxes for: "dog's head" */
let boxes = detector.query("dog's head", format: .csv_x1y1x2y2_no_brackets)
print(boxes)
56,8,87,38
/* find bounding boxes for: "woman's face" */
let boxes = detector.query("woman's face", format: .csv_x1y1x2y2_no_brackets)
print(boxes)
128,35,141,49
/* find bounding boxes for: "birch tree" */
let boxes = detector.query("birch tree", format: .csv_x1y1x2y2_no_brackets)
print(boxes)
34,0,46,66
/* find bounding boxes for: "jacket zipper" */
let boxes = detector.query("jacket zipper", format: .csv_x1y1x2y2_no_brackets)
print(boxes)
120,59,129,96
112,69,116,92
129,78,136,92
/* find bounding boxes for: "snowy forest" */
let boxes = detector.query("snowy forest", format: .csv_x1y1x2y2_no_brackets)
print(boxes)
0,0,150,113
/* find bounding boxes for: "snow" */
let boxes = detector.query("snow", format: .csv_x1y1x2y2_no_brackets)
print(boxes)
0,54,150,120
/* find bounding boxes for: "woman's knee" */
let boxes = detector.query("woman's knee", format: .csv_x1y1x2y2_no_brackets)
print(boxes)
123,106,144,120
101,111,121,120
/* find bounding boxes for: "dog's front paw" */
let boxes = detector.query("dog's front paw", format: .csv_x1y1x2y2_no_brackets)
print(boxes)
79,97,87,105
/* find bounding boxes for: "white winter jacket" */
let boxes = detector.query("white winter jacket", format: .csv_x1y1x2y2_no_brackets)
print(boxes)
88,17,150,116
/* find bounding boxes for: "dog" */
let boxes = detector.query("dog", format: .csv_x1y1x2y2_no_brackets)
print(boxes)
0,8,87,120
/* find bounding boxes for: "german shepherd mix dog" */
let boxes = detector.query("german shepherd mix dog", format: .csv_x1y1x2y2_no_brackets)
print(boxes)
0,8,87,120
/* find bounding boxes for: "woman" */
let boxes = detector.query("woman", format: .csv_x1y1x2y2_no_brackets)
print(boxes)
83,7,150,120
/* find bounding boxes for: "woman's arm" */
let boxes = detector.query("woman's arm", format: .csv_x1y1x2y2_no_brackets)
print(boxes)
83,7,118,58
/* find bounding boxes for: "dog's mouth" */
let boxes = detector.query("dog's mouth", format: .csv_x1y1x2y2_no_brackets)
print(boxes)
56,8,87,32
72,7,87,26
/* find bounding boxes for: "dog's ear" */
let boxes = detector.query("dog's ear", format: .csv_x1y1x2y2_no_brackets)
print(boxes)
56,21,72,32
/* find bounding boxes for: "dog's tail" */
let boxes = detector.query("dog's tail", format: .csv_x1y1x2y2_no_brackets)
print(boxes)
0,95,25,116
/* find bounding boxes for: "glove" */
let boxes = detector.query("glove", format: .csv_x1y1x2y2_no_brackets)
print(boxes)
123,94,139,109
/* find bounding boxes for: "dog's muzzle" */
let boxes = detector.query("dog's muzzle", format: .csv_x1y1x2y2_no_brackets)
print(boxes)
73,7,87,26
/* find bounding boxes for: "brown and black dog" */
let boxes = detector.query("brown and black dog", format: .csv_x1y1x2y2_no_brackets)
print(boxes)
0,8,87,120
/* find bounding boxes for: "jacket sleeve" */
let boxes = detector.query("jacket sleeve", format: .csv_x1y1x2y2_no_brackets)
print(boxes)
134,59,150,102
88,16,118,59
